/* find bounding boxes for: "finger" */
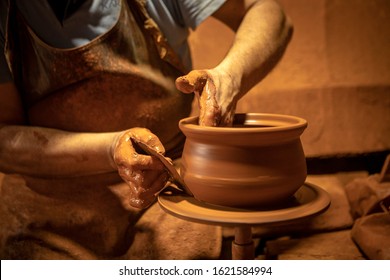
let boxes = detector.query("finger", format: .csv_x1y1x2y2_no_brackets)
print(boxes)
142,170,169,197
175,75,195,93
199,79,221,126
130,131,166,155
127,154,165,170
128,171,169,209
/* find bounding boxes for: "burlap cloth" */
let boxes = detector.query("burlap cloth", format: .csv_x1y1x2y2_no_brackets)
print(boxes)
252,170,390,260
121,203,222,259
0,172,222,260
344,173,390,260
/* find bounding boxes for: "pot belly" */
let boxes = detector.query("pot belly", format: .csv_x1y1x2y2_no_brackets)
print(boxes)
181,140,307,207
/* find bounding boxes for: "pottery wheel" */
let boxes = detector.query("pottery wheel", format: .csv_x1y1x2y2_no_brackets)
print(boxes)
158,182,331,227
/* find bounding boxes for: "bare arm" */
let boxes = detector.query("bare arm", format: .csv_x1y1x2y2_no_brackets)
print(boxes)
213,0,293,97
176,0,293,126
0,81,165,176
0,82,117,178
0,82,168,208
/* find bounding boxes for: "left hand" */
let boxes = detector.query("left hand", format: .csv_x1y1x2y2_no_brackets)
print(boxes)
112,128,169,209
175,69,238,127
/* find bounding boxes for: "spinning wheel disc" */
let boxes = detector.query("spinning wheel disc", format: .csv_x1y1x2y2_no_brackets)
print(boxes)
158,182,331,226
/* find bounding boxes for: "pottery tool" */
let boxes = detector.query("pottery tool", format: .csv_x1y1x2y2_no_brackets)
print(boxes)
130,137,192,195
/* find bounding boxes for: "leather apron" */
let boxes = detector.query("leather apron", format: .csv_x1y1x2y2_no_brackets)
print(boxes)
0,0,223,260
4,0,193,159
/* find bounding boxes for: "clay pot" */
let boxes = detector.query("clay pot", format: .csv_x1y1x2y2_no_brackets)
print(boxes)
179,113,308,208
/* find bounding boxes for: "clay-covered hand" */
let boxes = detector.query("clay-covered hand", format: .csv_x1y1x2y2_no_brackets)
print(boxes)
175,69,238,127
112,127,169,209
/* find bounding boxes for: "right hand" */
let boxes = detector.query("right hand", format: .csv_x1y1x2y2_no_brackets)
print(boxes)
175,69,239,127
111,128,169,209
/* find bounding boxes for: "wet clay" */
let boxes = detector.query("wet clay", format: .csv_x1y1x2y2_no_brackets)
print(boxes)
175,71,221,126
179,113,308,208
113,128,168,209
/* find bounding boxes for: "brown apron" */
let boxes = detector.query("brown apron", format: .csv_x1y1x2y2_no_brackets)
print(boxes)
0,0,221,259
4,0,193,158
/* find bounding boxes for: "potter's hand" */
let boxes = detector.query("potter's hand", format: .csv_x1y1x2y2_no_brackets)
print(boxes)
175,69,238,127
112,128,169,209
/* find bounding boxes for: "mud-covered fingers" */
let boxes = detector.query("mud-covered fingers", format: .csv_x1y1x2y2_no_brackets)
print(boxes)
198,79,222,126
127,153,165,171
113,127,166,165
127,170,169,209
130,132,166,155
175,70,209,94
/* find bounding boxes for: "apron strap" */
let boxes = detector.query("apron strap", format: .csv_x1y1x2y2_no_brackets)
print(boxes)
129,0,188,74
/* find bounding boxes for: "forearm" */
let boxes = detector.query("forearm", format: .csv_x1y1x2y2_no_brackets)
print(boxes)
216,0,293,97
0,125,118,178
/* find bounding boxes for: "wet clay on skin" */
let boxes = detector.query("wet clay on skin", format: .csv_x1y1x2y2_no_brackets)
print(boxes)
175,71,221,127
113,127,169,209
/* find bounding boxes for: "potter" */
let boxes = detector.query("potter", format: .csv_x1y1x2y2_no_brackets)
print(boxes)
0,0,293,259
179,113,308,208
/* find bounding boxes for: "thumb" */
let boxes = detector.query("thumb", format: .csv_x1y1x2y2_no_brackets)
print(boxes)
175,70,209,94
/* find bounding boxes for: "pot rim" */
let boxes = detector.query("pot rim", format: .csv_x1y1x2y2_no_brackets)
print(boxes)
179,113,308,134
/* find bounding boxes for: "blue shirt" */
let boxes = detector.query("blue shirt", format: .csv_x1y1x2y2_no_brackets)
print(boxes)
0,0,225,83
